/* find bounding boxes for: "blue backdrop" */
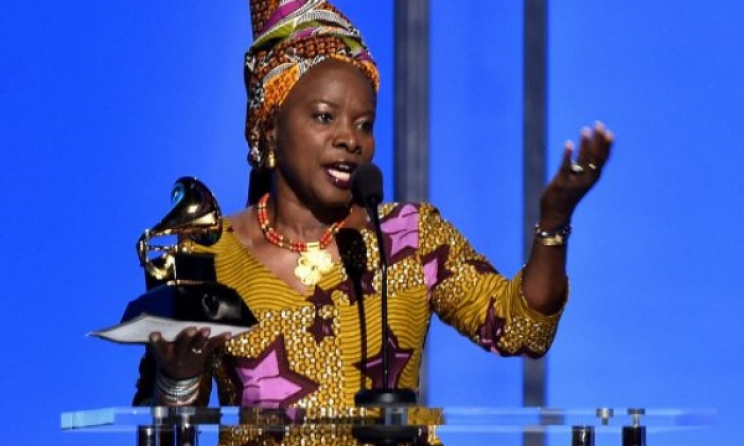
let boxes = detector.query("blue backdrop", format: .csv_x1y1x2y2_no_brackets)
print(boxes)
544,2,744,445
427,2,524,445
1,1,741,445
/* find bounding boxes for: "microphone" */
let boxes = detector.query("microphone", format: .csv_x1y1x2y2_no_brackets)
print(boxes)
351,162,384,209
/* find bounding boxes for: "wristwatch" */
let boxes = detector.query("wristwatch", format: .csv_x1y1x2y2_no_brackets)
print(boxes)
534,223,571,247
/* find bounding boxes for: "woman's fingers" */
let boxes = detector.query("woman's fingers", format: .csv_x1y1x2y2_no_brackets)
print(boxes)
174,326,198,358
585,122,613,168
561,141,575,174
149,327,232,359
576,126,593,166
567,122,613,178
596,123,613,165
189,328,212,355
205,331,233,355
148,331,166,360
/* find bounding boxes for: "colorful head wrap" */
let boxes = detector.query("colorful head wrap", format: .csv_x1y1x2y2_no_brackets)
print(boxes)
245,0,380,169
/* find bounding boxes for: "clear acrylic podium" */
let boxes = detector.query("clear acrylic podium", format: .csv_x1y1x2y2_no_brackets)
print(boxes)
61,406,715,446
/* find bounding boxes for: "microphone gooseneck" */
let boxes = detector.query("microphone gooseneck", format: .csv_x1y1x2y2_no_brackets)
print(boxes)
351,163,390,390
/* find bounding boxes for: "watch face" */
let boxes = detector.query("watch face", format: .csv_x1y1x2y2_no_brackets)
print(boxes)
534,224,571,246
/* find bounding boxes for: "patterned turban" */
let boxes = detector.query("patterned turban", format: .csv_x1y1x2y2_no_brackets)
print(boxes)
245,0,380,168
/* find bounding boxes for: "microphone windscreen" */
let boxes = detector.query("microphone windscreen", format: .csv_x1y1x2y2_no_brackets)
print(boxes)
351,163,384,207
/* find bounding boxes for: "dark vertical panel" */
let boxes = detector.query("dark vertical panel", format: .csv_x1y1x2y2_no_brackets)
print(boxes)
394,0,430,403
393,0,430,203
523,0,547,445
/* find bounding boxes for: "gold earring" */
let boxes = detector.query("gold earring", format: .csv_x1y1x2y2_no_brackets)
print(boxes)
266,150,276,169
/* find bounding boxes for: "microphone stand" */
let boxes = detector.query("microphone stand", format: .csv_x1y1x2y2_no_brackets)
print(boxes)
352,196,420,446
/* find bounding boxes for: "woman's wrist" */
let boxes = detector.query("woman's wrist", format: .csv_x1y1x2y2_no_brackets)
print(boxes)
154,370,201,406
533,222,571,247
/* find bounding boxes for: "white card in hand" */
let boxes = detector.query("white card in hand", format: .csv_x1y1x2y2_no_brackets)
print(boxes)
88,314,254,344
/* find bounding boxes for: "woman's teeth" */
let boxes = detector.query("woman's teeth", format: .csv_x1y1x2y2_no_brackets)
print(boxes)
328,168,351,181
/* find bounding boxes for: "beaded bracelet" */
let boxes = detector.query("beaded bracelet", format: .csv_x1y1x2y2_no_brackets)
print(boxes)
534,223,571,247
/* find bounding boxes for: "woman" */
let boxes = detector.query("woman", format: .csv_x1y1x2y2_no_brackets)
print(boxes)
134,0,613,444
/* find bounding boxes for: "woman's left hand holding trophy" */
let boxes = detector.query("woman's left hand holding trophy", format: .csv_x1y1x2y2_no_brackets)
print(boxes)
149,326,231,379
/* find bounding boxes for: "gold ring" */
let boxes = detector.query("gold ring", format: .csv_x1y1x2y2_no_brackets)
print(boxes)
191,347,203,355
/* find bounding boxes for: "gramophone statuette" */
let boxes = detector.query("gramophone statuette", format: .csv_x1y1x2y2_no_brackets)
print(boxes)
121,177,256,330
136,177,222,286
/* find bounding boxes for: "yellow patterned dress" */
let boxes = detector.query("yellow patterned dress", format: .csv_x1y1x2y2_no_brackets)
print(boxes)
134,202,564,445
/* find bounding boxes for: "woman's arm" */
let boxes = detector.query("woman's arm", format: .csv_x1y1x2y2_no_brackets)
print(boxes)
522,122,613,315
137,327,229,406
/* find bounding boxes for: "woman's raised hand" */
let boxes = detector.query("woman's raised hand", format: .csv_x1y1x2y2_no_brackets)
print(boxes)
540,122,614,226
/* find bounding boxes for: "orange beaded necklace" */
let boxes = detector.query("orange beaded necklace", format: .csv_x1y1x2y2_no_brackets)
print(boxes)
257,193,350,286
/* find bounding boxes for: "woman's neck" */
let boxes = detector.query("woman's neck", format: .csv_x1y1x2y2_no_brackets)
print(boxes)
268,191,350,242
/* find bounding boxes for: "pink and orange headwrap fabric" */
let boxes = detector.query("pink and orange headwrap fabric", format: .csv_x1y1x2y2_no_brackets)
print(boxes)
245,0,380,168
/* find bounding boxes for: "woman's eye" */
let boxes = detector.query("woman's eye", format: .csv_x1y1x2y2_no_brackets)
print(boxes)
360,121,374,133
315,112,333,123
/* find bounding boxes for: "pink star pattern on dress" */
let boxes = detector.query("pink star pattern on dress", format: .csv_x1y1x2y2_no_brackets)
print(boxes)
422,244,454,292
233,335,319,408
379,204,419,263
354,326,413,389
476,301,505,354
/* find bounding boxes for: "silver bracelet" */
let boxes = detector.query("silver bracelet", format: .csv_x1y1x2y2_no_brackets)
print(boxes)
154,372,200,406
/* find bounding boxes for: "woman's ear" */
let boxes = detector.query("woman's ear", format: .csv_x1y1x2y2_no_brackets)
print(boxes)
261,110,280,170
264,109,279,150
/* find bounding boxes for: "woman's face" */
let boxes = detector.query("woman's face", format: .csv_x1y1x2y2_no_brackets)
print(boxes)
269,58,377,210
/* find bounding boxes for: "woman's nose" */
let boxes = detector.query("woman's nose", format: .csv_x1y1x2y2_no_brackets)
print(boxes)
332,121,360,154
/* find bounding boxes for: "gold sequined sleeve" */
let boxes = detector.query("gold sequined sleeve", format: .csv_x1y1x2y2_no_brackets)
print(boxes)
418,203,564,357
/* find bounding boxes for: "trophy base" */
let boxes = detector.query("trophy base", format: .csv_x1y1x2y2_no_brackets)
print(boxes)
127,251,257,328
122,281,257,328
